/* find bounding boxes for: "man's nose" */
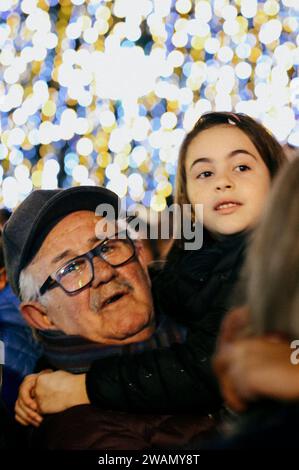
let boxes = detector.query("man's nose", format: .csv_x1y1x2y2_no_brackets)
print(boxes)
91,256,116,287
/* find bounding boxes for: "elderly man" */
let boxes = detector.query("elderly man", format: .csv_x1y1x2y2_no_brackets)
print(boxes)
3,186,215,449
6,186,154,345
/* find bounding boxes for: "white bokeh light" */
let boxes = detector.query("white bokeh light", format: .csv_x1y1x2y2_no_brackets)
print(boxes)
72,164,89,183
0,0,298,210
259,19,282,45
76,137,94,156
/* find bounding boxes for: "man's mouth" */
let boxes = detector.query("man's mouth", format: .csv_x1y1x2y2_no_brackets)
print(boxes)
101,291,128,308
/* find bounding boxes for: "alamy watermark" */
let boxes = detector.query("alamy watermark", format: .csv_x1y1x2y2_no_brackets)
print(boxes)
94,201,204,250
290,340,299,365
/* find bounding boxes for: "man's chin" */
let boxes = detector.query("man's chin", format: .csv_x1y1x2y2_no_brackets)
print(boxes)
102,320,155,345
121,322,155,344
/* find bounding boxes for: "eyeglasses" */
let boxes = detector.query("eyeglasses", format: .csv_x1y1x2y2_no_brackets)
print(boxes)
39,234,136,296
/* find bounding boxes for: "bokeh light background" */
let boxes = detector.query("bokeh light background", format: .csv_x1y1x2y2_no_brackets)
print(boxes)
0,0,299,211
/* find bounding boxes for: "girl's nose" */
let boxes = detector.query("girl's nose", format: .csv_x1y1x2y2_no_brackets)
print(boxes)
216,182,233,191
215,173,234,191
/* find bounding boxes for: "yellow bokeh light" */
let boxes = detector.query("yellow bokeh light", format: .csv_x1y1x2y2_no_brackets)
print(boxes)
38,0,50,11
191,36,207,50
236,16,248,32
264,0,280,16
151,194,167,212
254,11,269,26
32,170,42,187
97,153,111,168
157,181,172,198
167,100,180,112
42,100,56,117
249,47,262,62
1,131,10,147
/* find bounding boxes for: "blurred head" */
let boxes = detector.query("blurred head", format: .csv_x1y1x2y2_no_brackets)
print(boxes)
175,112,286,237
245,158,299,338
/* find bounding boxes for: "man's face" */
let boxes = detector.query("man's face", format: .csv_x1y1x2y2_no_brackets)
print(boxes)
30,211,155,344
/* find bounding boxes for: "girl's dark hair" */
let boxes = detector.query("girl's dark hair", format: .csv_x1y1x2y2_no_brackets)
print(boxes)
175,112,286,210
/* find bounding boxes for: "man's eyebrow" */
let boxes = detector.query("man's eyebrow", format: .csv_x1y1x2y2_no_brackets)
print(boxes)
51,237,99,265
88,236,99,244
51,250,75,265
189,149,257,170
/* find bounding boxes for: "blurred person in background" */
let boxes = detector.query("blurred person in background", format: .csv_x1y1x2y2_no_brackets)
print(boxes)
213,157,299,449
0,208,42,414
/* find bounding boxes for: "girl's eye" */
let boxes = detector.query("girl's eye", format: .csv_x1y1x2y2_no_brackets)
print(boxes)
197,171,213,179
236,165,250,172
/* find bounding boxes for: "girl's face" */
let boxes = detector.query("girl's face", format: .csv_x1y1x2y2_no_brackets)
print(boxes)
185,125,271,236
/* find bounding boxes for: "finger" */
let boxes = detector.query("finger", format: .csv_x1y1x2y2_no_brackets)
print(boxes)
16,398,43,425
38,368,54,375
19,383,38,410
221,378,247,413
15,401,38,421
218,306,250,349
15,414,30,427
15,414,43,428
266,333,288,343
213,346,234,377
15,401,42,427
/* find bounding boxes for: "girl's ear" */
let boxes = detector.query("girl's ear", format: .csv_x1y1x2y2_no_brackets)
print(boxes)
20,301,56,330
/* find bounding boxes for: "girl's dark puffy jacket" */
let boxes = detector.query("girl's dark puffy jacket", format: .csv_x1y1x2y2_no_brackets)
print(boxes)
86,233,246,414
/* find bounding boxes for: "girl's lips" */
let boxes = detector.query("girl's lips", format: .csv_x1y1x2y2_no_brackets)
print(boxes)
214,201,242,214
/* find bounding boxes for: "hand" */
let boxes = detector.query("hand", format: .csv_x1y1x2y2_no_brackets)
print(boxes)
217,305,251,350
214,337,299,411
15,373,43,427
35,370,90,414
212,305,252,412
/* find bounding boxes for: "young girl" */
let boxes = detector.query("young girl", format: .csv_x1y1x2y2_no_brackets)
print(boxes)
213,156,299,448
16,112,286,423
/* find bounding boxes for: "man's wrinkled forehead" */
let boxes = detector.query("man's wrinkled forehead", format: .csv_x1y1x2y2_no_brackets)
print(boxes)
43,210,118,240
29,211,85,261
49,210,120,241
32,210,121,264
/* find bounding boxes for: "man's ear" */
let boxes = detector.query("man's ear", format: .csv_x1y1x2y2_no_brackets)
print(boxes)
20,301,56,330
